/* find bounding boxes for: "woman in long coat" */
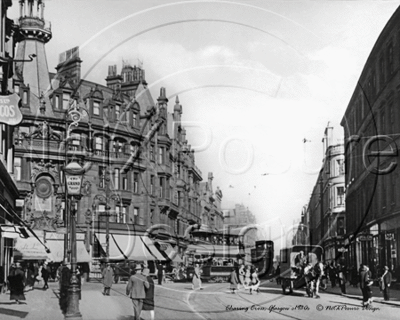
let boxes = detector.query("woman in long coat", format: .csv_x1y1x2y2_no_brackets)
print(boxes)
229,268,239,294
102,263,114,296
8,263,26,304
192,264,203,290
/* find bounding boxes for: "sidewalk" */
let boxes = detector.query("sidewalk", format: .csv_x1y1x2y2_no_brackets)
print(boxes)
321,282,400,307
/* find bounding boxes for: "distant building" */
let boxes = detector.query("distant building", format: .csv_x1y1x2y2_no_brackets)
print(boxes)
223,203,256,227
295,125,345,264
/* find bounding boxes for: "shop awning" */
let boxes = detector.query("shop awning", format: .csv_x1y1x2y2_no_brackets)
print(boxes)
1,226,30,239
186,243,240,258
44,233,91,263
96,233,166,261
14,236,49,260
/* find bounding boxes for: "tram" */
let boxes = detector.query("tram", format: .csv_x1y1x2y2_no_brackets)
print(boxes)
184,227,274,282
250,240,274,278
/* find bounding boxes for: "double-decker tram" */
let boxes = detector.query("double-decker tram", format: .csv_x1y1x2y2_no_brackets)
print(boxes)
184,226,274,282
250,240,274,278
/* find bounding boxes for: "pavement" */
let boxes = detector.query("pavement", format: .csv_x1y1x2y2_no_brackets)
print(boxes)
265,279,400,307
1,279,400,320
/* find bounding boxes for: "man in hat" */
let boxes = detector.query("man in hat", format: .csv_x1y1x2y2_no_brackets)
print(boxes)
102,262,114,296
126,264,149,320
41,262,50,290
380,265,393,301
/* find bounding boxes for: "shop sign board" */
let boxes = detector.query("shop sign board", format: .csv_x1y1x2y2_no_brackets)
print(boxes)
385,233,394,241
0,93,23,125
65,175,83,195
358,234,373,241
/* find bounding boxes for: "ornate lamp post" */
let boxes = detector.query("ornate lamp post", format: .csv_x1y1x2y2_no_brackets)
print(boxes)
63,161,84,320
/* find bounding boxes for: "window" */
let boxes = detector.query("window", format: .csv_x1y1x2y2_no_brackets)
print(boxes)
62,92,71,110
158,147,164,164
93,101,100,116
99,166,106,188
159,177,164,198
337,187,345,205
337,217,345,236
166,178,170,199
150,175,154,195
337,159,344,175
54,95,60,109
114,168,120,190
388,43,394,75
14,85,19,94
116,206,127,224
23,91,28,105
115,104,121,121
132,112,137,127
70,134,81,151
122,176,128,190
14,157,22,181
98,204,106,221
150,145,154,161
133,172,139,193
113,140,123,153
133,207,139,224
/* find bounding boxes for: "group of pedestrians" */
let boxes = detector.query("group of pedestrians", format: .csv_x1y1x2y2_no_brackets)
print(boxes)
229,264,260,294
125,264,155,320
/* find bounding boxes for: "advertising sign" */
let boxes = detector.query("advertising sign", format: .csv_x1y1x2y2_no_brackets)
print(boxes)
66,175,82,195
0,93,23,125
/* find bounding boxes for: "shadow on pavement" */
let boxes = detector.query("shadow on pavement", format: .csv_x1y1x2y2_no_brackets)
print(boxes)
0,307,29,318
116,316,135,320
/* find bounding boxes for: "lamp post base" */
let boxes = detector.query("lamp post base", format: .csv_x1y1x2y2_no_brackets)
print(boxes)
65,285,82,320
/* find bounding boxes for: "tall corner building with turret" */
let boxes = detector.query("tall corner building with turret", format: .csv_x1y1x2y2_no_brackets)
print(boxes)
10,0,223,275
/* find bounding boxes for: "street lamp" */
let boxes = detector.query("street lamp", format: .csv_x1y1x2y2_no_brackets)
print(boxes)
63,161,84,320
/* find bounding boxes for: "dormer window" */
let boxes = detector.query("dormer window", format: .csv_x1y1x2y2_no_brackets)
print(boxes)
93,101,100,116
115,104,121,121
62,92,71,110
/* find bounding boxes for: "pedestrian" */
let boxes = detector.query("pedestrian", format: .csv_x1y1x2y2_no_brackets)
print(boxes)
0,265,4,294
126,264,149,320
156,262,164,285
329,262,337,288
192,263,203,290
7,262,26,304
59,262,71,315
379,266,392,301
41,262,50,290
229,267,239,294
337,264,346,294
102,262,114,296
360,265,373,307
238,264,245,288
57,260,67,290
26,262,35,291
275,263,281,285
250,267,260,294
312,259,324,298
142,268,155,320
244,265,251,289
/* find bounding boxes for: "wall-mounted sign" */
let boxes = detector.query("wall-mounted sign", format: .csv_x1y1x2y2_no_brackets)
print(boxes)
65,175,83,195
0,93,22,125
358,234,373,241
385,233,394,241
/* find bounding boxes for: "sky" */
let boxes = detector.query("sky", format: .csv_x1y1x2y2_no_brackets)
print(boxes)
9,0,400,248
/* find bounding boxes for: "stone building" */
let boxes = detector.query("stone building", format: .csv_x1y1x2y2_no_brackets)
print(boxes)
10,0,210,268
341,5,400,275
